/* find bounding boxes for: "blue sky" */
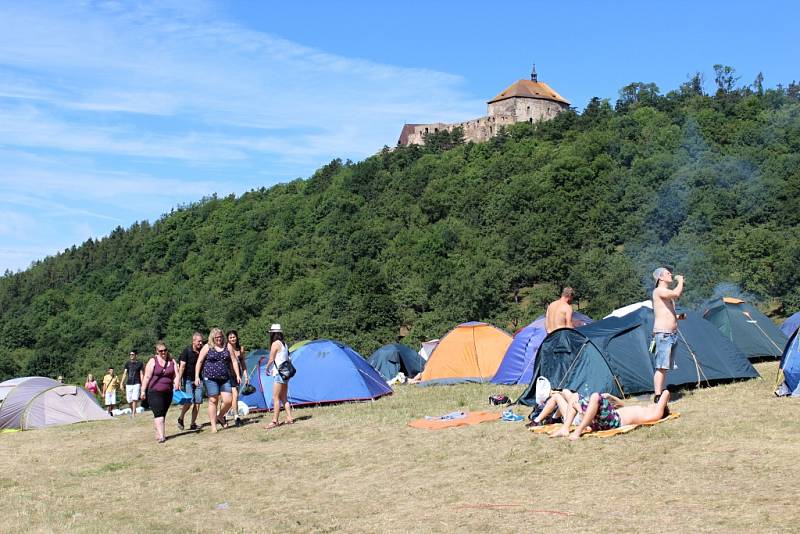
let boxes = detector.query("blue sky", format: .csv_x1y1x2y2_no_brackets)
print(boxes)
1,0,797,272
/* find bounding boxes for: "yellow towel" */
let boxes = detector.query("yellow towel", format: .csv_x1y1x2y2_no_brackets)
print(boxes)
529,413,680,438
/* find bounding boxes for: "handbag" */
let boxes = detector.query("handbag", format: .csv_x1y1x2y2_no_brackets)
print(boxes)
241,383,256,396
277,360,296,381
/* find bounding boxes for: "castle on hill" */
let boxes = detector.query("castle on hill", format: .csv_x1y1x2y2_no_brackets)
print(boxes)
397,66,570,146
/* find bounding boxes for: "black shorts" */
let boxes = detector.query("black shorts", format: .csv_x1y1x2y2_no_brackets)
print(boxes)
147,389,172,418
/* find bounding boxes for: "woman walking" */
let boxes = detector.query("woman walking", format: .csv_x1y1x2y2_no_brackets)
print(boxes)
227,330,248,427
84,374,99,397
195,328,240,432
140,342,180,443
264,324,294,429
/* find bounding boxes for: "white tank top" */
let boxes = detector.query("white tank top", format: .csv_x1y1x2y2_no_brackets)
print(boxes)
272,342,289,376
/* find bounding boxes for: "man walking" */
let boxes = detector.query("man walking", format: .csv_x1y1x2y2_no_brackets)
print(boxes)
545,287,575,334
177,332,204,431
122,350,144,416
651,267,684,402
101,367,119,415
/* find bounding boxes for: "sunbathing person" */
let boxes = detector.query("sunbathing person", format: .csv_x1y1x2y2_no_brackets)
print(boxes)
549,390,671,440
526,389,579,427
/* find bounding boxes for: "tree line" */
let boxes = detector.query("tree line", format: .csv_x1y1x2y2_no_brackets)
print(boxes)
1,66,799,382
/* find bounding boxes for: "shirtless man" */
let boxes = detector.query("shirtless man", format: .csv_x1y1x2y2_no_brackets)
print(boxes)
545,287,575,334
548,389,671,441
651,267,684,402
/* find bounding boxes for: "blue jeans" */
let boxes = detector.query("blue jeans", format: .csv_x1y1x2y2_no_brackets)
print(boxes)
203,378,232,397
653,332,678,370
183,380,203,404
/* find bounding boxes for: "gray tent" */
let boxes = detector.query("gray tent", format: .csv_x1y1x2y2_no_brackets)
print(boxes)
0,377,111,430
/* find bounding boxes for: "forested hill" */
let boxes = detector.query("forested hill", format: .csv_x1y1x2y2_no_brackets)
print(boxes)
2,71,800,381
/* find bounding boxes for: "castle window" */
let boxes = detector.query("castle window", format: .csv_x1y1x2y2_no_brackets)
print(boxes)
434,128,439,133
529,118,533,123
424,127,429,134
489,126,493,134
527,105,531,114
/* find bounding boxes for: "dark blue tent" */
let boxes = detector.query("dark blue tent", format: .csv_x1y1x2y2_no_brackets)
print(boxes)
491,312,593,385
779,328,800,394
781,311,800,338
702,297,787,359
240,340,392,410
517,307,759,405
367,343,426,381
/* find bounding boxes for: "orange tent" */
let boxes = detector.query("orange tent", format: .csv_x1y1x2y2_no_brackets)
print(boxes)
420,322,513,384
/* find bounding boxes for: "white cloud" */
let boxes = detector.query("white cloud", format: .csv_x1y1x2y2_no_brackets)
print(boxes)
0,0,483,271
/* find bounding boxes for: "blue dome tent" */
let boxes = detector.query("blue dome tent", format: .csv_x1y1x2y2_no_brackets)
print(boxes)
367,343,426,382
781,311,800,338
491,312,592,385
240,340,392,410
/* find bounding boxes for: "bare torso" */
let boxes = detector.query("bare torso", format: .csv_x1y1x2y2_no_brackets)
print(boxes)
545,300,573,333
652,287,677,333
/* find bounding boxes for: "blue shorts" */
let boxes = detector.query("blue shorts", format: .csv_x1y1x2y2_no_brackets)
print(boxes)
203,378,232,397
653,332,678,370
183,380,203,404
273,373,286,385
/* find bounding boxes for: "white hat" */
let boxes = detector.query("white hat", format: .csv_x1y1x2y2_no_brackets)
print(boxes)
534,376,552,405
269,323,282,332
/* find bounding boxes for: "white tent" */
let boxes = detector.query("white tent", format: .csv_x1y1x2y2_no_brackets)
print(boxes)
604,300,652,319
418,339,440,361
0,377,111,430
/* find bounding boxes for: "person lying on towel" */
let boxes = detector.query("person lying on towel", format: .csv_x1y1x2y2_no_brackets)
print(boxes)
540,389,670,441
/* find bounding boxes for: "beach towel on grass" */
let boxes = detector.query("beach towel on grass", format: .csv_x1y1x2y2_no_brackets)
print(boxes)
529,413,680,438
408,411,501,429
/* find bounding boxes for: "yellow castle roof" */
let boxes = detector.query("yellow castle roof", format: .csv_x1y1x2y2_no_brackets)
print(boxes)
487,79,570,105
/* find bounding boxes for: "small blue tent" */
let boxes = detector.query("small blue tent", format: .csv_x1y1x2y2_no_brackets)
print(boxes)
781,311,800,338
491,312,593,385
779,328,800,395
240,340,392,410
368,343,426,381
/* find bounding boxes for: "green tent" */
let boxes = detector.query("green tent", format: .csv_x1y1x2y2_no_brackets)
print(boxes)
702,297,787,360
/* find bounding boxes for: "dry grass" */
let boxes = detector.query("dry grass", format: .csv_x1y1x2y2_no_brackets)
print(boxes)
2,361,799,533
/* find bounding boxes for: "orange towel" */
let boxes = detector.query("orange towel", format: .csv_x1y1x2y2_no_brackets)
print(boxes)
529,413,681,438
408,411,501,429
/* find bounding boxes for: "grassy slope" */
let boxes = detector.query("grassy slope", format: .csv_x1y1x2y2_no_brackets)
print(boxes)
1,361,798,533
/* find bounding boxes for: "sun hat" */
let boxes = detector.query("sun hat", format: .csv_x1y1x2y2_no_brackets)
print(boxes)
534,376,552,405
269,323,283,332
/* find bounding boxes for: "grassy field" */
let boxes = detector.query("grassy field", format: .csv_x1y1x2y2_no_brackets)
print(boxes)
2,361,799,533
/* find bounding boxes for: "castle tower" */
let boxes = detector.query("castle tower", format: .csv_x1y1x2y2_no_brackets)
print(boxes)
487,67,570,123
397,68,570,146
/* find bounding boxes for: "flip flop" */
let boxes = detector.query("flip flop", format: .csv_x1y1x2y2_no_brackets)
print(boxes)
285,419,295,425
264,420,281,430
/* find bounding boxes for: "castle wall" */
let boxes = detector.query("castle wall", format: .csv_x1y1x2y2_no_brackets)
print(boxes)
398,96,569,146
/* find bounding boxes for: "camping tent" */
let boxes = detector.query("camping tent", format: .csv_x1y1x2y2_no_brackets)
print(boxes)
491,312,593,385
781,312,800,338
420,322,512,385
604,300,652,318
702,297,787,359
368,344,426,382
418,339,439,361
0,377,111,430
517,307,759,405
779,328,800,396
240,340,392,410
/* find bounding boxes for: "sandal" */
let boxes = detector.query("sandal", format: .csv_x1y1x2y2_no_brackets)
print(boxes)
264,420,280,430
285,419,295,425
216,416,229,429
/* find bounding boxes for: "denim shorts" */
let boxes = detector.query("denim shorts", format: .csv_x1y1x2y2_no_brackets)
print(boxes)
273,373,286,385
203,378,232,397
184,380,204,404
653,332,678,370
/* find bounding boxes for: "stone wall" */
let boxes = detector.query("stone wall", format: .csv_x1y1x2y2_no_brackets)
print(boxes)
399,96,569,146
